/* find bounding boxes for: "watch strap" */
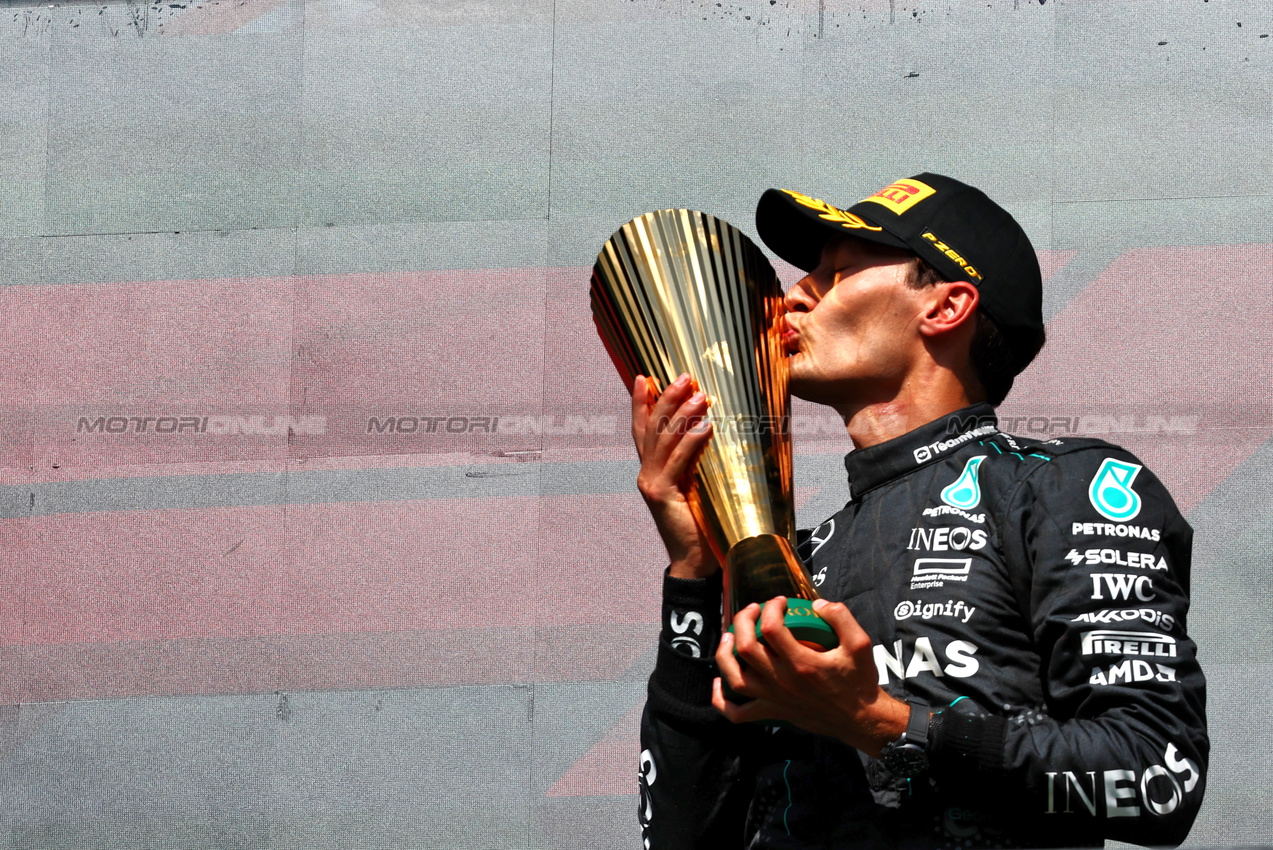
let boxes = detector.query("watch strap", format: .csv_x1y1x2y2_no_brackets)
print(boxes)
878,699,933,778
904,698,931,749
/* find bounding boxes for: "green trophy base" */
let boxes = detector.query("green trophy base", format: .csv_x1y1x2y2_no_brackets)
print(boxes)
722,598,838,723
725,597,838,650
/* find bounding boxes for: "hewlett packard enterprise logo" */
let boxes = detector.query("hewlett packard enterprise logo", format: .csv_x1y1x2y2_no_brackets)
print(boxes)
909,558,971,590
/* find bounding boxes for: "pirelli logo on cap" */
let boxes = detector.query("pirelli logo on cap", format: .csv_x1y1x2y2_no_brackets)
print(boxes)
922,230,983,282
860,178,936,215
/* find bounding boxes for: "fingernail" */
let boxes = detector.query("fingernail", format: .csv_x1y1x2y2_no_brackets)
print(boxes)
689,420,711,433
689,392,705,405
674,373,689,386
812,598,828,611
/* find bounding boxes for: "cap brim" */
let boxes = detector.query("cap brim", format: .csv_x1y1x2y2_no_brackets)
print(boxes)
755,188,910,272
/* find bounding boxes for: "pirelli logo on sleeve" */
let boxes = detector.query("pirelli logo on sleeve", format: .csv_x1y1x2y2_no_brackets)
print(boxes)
921,230,983,282
1080,629,1177,658
860,178,936,214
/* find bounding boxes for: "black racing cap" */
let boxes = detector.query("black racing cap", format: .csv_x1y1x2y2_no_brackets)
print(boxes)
755,173,1043,374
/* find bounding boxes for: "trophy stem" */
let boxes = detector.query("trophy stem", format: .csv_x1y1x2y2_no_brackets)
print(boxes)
724,533,817,616
724,534,837,651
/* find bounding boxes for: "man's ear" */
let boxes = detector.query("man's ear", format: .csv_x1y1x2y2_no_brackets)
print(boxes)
918,281,979,337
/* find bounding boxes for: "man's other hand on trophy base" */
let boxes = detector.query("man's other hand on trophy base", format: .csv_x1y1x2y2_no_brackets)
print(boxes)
632,373,722,580
713,596,910,758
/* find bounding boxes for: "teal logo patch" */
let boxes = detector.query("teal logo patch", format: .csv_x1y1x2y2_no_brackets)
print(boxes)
1089,458,1143,522
941,456,987,509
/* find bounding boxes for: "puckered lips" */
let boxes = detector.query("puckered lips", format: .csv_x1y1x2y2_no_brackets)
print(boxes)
781,315,800,354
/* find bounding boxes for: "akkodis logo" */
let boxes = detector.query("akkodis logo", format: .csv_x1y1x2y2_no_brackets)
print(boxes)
1089,458,1143,522
941,456,987,510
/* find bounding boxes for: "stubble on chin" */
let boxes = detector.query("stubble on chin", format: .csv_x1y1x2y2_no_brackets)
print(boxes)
787,368,831,407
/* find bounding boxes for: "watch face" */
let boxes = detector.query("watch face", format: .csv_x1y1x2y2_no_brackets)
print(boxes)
882,743,928,778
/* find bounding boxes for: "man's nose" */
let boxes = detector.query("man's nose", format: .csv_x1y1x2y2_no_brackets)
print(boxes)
784,275,818,313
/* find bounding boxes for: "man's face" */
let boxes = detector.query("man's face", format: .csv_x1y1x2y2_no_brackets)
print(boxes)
781,236,929,408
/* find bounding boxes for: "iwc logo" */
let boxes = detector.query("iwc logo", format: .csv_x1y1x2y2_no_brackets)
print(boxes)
940,456,987,510
1089,458,1143,522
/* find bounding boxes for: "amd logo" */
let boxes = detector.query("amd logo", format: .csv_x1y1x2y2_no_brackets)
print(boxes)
1088,660,1177,686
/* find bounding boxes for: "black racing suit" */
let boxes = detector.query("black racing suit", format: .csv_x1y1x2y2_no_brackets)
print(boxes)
638,404,1208,849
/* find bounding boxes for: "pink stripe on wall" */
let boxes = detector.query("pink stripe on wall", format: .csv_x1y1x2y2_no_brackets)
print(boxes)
1038,250,1078,282
1,494,662,647
7,276,294,410
3,252,1082,480
291,268,549,415
6,276,295,474
1011,243,1273,512
0,488,667,702
546,699,644,798
288,268,553,459
3,244,1266,515
0,624,659,705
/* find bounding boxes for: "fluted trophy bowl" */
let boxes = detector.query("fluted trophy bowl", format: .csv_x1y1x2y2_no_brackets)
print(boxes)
591,209,836,652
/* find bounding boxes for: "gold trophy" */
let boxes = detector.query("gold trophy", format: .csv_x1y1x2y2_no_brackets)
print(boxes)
591,209,836,651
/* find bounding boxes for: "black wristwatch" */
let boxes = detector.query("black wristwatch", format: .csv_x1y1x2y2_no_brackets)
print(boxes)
879,699,932,778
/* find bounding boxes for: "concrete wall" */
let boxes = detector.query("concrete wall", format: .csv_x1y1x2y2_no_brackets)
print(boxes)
1,0,1270,846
